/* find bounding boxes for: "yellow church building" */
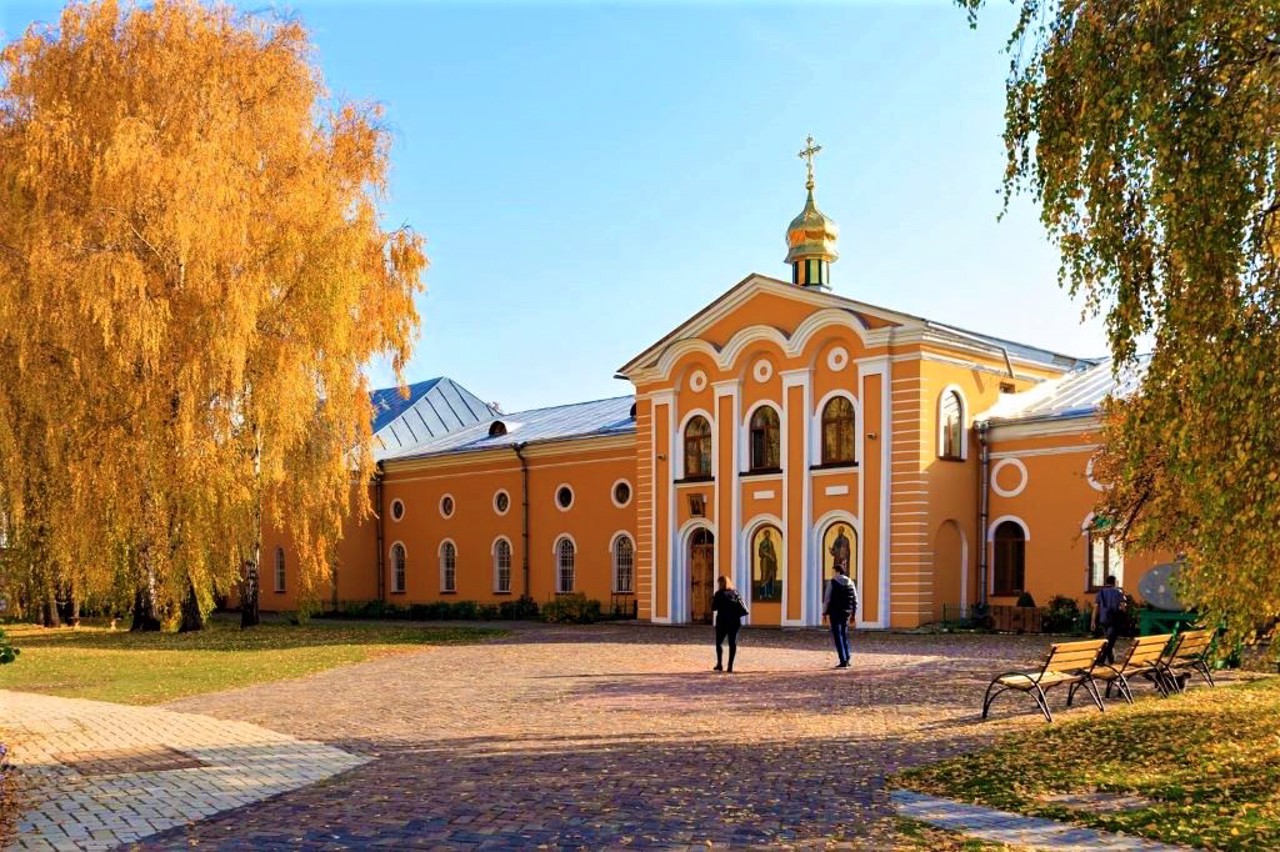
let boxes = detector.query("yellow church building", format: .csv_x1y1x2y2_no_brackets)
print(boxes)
264,141,1148,629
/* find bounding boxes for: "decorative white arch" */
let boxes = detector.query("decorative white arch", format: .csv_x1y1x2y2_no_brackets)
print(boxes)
936,384,970,460
651,310,870,383
550,532,579,554
987,515,1031,541
810,509,861,627
675,519,717,624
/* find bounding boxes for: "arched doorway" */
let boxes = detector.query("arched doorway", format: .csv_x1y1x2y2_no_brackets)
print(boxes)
933,520,967,622
688,528,715,624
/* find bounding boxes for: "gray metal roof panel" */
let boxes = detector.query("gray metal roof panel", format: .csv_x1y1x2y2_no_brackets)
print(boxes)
385,395,636,461
978,356,1149,423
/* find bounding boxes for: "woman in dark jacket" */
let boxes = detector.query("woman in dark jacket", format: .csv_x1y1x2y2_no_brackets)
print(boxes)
711,575,748,672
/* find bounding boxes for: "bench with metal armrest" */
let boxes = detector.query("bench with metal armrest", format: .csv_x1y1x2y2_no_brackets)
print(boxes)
1156,628,1218,693
1076,632,1176,704
982,638,1109,723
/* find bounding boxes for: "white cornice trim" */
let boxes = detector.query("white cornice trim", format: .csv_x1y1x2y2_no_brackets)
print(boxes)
985,415,1098,441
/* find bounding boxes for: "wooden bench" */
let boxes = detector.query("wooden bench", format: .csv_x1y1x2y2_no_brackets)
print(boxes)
1156,628,1217,693
1075,633,1175,704
982,638,1108,723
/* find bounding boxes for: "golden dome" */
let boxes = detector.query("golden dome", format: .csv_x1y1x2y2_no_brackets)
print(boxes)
785,188,839,265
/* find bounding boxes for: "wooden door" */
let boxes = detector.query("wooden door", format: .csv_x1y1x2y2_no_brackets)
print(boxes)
689,529,715,624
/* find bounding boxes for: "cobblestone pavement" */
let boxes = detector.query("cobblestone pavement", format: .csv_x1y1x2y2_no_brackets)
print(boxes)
0,691,367,852
132,625,1073,850
892,791,1195,851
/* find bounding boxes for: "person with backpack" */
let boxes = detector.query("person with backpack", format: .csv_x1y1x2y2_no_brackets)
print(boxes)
711,575,748,673
822,563,859,668
1091,574,1128,665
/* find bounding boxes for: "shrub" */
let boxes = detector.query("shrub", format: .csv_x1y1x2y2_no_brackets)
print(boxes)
1042,595,1082,633
541,594,602,624
969,601,994,630
1016,591,1037,608
499,597,540,620
448,600,479,621
0,627,17,664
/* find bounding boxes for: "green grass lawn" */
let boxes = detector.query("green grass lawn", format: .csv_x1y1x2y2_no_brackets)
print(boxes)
894,675,1280,851
0,615,505,705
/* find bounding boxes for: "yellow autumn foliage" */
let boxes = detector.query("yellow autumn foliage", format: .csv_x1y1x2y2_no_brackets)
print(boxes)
0,0,426,623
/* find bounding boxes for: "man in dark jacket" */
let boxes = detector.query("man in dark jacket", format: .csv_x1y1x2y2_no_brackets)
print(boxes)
1091,574,1127,665
822,564,858,668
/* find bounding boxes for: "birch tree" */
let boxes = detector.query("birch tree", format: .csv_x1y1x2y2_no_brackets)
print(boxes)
0,0,425,629
963,0,1280,645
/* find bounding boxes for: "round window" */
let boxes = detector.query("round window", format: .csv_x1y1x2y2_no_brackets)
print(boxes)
390,499,405,521
495,491,510,514
613,481,631,507
556,485,573,510
440,495,455,518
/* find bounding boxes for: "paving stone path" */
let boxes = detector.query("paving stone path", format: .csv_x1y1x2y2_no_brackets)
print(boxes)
133,624,1070,850
0,690,367,852
892,791,1194,851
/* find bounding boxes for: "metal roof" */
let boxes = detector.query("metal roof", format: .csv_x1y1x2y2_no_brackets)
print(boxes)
371,377,497,456
978,356,1149,424
385,395,636,461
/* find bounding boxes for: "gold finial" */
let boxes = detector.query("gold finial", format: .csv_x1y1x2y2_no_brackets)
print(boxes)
798,135,822,191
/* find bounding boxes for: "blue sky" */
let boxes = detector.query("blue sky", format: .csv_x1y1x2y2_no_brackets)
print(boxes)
3,1,1108,414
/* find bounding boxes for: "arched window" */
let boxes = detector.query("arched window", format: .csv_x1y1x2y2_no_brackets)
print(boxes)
613,535,634,593
684,416,712,478
749,406,781,471
556,538,575,593
1086,519,1122,591
440,541,457,593
939,390,965,460
494,539,512,593
391,543,407,594
821,396,856,464
274,546,286,593
992,521,1026,596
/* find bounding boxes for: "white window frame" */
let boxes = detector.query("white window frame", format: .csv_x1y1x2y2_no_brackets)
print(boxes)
492,536,513,594
937,385,968,461
554,535,576,593
610,531,635,594
440,539,457,593
390,541,408,594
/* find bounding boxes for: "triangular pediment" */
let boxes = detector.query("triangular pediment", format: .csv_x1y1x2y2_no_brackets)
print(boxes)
615,273,914,379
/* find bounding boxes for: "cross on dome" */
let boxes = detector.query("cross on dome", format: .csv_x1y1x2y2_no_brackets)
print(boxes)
798,135,822,191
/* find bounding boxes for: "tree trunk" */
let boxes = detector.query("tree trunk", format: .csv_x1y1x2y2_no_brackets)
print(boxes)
240,559,260,628
41,582,61,628
131,558,163,632
178,578,204,632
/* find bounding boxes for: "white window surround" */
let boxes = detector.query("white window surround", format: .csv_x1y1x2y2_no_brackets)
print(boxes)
439,493,455,519
554,482,574,512
389,498,405,523
610,478,633,508
937,385,969,461
1081,512,1124,589
811,389,859,464
554,534,576,593
492,536,513,593
676,407,716,480
389,541,408,594
610,532,635,594
439,539,457,593
493,489,511,516
740,399,782,470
